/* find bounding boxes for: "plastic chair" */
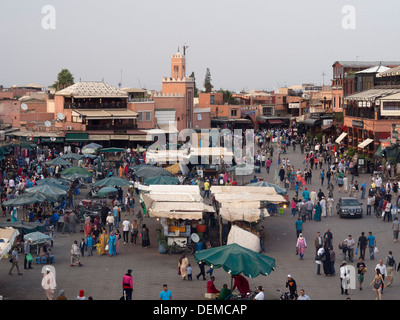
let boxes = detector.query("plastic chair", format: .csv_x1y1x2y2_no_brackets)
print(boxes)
35,257,41,264
50,255,55,263
41,256,47,264
278,208,284,215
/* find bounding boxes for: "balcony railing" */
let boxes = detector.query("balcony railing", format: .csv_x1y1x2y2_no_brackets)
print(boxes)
345,108,375,119
86,124,137,130
128,98,153,103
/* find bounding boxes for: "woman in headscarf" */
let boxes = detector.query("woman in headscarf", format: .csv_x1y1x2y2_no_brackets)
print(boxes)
313,202,322,222
141,224,150,248
41,268,57,300
178,254,189,280
11,207,18,222
296,233,307,260
76,290,87,300
108,231,117,256
99,229,109,255
56,289,67,300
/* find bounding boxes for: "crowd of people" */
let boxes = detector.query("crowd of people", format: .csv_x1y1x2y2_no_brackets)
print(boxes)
3,125,400,300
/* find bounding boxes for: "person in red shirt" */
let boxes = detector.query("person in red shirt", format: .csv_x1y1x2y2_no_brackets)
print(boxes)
232,274,250,296
207,276,220,293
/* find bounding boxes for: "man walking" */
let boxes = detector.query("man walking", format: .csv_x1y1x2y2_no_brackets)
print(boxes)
203,179,210,198
9,246,23,275
122,216,130,245
367,231,376,260
386,251,396,287
392,217,400,243
357,232,368,260
24,238,33,270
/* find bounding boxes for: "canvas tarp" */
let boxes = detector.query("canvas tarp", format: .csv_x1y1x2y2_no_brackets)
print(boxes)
147,185,200,195
214,193,286,203
0,227,20,258
211,186,278,195
227,225,261,253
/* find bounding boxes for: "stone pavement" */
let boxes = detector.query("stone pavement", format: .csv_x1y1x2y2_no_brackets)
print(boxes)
1,145,400,300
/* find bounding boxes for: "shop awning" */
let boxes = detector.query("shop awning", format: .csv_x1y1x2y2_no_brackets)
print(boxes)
358,138,374,148
65,132,89,142
335,132,348,144
303,118,322,127
72,109,138,120
268,119,283,124
41,137,64,143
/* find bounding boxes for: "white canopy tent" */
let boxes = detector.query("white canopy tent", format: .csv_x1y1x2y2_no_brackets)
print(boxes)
211,186,286,223
141,185,213,220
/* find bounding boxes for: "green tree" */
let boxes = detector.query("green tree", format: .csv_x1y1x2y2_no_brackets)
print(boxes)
52,69,74,91
190,71,198,97
217,89,239,105
203,68,213,93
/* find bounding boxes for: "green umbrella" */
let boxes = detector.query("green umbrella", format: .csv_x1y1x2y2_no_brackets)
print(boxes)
194,243,275,278
25,184,67,197
144,176,179,185
61,153,84,160
23,231,51,245
134,166,173,179
0,221,46,234
247,181,287,195
60,166,93,177
92,177,132,187
36,177,69,186
2,192,58,207
46,157,71,166
100,147,125,153
97,187,118,198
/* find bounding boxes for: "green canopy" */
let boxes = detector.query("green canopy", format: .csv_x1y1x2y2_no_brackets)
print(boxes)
36,177,69,186
0,222,46,234
130,164,155,170
61,153,84,160
2,192,59,207
97,187,118,197
100,147,125,153
374,145,383,157
194,243,276,278
144,176,179,185
46,157,71,166
92,177,132,187
134,166,173,179
60,166,93,177
247,181,287,195
23,231,52,245
25,184,67,197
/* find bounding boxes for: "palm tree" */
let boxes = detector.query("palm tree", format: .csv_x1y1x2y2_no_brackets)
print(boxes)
52,69,74,90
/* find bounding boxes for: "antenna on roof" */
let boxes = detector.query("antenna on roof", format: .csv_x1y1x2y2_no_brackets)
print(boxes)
118,69,122,88
183,45,189,56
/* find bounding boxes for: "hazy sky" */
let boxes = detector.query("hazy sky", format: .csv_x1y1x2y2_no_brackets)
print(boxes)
1,0,399,92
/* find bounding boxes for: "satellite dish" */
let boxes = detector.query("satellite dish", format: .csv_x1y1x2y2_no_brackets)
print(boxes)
191,233,200,243
21,103,28,111
147,90,151,95
57,113,65,120
44,120,52,127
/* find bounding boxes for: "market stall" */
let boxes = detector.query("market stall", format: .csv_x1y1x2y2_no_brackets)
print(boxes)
210,186,288,250
140,185,214,252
